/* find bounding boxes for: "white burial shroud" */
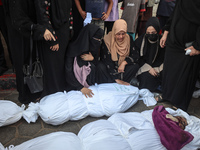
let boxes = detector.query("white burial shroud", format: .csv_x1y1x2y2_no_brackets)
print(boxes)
1,108,200,150
23,83,157,125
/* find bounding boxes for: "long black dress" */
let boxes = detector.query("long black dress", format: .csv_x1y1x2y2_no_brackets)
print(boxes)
4,0,46,103
35,0,71,98
135,17,165,92
71,0,85,41
96,35,139,84
162,0,200,111
65,24,104,91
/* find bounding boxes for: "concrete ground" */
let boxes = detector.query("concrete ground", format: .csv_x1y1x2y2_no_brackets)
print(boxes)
0,88,200,148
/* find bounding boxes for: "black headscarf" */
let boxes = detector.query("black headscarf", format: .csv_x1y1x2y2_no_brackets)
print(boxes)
135,17,162,66
67,24,104,66
67,24,104,57
145,17,160,34
50,0,72,29
179,0,200,25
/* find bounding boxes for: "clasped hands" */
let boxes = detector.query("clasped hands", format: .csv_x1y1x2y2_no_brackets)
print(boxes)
43,29,59,51
149,68,159,77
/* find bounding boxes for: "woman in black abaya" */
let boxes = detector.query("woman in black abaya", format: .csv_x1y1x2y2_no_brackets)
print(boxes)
35,0,71,98
3,0,55,103
135,17,165,93
65,24,104,98
160,0,200,111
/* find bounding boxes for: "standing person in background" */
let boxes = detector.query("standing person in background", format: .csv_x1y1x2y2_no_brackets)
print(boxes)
72,0,85,41
136,0,156,37
75,0,113,30
160,0,200,111
104,0,119,34
2,0,54,103
121,0,146,41
156,0,176,30
35,0,72,98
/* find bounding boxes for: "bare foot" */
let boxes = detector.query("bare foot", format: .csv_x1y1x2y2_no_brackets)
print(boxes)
115,79,130,85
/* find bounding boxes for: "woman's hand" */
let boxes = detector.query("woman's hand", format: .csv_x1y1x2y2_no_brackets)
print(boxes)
81,87,94,98
118,61,127,73
81,52,94,61
50,44,59,51
80,10,86,20
185,46,200,56
115,79,130,85
101,12,108,20
43,29,56,41
160,31,169,48
149,68,158,77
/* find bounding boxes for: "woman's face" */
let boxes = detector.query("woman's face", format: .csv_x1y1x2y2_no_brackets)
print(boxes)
115,31,126,42
146,26,158,42
146,26,157,34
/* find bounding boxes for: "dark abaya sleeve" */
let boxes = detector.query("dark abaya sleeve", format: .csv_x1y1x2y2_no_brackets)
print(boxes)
90,50,99,66
100,40,120,80
34,0,58,46
9,0,46,40
162,0,179,32
192,27,200,50
125,35,139,64
65,56,84,91
135,35,146,67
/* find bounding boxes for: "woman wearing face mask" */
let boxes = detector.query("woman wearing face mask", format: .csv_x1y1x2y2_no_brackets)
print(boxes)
96,19,140,85
135,17,165,96
65,24,104,98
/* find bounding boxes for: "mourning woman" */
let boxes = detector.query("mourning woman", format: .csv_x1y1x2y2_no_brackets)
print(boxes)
160,0,200,111
3,0,57,103
35,0,72,98
65,24,104,98
135,17,165,93
96,19,139,85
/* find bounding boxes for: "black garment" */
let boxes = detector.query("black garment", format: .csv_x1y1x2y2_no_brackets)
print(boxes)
135,17,165,92
35,0,71,98
0,6,7,74
162,0,200,111
156,0,176,29
71,0,85,41
104,21,114,34
137,71,162,92
96,35,139,84
4,0,46,103
66,24,104,91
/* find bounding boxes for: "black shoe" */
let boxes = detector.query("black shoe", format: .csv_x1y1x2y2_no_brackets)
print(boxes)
0,67,8,76
130,77,139,87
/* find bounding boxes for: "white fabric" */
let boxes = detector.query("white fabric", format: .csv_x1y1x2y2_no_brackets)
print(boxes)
138,89,157,106
192,89,200,98
84,12,92,26
78,120,132,150
2,108,200,150
78,108,200,150
23,83,156,125
0,100,25,127
2,132,82,150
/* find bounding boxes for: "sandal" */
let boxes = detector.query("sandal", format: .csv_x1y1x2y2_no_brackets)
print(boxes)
154,93,164,102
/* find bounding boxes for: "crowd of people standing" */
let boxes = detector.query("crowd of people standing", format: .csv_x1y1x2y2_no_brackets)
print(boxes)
0,0,199,112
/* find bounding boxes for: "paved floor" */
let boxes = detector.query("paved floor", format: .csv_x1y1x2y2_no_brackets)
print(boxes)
0,88,200,148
